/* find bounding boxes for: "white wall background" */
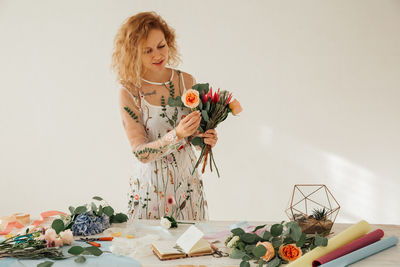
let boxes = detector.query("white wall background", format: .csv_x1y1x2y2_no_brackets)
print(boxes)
1,0,399,224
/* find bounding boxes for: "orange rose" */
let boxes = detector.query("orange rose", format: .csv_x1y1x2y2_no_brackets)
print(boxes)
256,241,275,261
181,89,200,109
229,99,242,115
279,244,302,262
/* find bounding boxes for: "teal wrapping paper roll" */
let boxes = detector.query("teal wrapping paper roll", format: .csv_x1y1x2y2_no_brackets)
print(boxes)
320,236,398,267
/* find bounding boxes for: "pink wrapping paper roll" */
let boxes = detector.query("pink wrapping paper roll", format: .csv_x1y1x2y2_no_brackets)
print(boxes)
312,229,384,266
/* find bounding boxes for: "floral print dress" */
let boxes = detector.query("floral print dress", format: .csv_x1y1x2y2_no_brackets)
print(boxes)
119,68,208,221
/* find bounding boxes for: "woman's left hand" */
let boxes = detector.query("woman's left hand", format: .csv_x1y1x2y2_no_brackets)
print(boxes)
198,129,218,148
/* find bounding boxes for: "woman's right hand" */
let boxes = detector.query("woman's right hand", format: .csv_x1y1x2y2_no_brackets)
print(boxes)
175,110,201,139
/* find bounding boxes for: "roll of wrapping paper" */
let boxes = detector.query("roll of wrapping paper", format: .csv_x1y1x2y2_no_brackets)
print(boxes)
312,229,384,266
319,236,398,267
287,220,370,267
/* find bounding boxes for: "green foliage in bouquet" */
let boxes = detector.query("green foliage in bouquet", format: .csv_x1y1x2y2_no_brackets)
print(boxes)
168,83,236,177
51,196,128,235
226,221,328,267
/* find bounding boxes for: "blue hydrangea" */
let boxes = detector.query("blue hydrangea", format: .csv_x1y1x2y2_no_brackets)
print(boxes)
71,211,110,236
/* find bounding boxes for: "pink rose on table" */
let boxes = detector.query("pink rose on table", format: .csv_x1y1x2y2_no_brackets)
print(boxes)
229,99,242,115
181,89,200,109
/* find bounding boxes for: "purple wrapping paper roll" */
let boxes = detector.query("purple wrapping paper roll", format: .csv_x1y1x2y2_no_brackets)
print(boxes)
312,229,384,266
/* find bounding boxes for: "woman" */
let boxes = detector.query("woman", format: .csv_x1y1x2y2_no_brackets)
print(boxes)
111,12,218,221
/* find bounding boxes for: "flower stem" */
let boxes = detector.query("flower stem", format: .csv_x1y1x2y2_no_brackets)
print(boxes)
201,145,210,173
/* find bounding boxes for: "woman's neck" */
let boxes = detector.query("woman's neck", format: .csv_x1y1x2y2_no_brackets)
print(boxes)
142,67,172,83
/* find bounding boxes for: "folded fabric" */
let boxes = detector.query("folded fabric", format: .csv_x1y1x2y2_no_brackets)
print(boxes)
319,235,398,267
312,229,384,266
287,220,370,266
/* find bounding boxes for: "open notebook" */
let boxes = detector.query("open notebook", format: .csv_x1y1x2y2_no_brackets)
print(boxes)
151,225,213,260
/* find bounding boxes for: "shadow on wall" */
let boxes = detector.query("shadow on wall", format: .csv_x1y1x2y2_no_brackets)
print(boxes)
259,124,398,224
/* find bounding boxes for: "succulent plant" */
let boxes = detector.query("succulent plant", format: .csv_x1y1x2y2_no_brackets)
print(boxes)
312,207,328,220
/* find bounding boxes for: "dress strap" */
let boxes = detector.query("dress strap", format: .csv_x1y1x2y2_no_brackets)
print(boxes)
179,70,187,93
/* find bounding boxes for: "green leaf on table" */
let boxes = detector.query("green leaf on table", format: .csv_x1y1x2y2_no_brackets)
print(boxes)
267,257,281,267
68,246,84,255
252,244,267,258
296,233,307,247
271,237,282,249
201,110,209,122
240,261,250,267
74,206,87,215
97,205,103,216
262,230,272,240
230,248,246,259
241,233,257,244
245,244,256,255
314,234,328,247
68,206,75,214
289,223,303,242
37,261,54,267
252,224,267,233
84,246,103,256
110,213,128,223
92,196,103,201
231,228,245,236
51,219,64,234
270,224,283,237
91,202,97,213
74,255,86,263
103,206,114,217
242,254,251,261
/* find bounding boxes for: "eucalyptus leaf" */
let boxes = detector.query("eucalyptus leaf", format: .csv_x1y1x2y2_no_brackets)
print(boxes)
68,206,75,214
262,230,272,240
110,213,128,223
296,233,307,247
271,237,282,248
230,248,246,259
267,257,281,267
167,97,176,107
103,206,114,217
74,206,87,215
92,196,103,201
290,224,303,242
231,228,245,236
242,254,251,261
68,246,84,256
84,246,103,256
240,261,250,267
270,224,283,237
315,235,328,247
91,202,97,213
205,101,210,112
37,261,54,267
74,255,86,263
191,136,204,147
201,110,209,122
97,205,103,216
252,224,267,233
51,219,64,234
241,233,257,244
252,245,267,258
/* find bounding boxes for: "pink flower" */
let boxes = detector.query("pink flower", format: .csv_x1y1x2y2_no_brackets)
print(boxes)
60,229,73,245
54,237,64,247
44,228,57,243
167,195,176,205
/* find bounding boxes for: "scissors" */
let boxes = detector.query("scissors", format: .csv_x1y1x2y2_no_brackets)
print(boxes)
77,237,114,247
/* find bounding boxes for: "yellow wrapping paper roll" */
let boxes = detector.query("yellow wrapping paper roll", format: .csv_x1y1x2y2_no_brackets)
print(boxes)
287,220,370,267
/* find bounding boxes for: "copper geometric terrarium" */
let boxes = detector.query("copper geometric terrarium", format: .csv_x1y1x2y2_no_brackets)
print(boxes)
285,184,340,236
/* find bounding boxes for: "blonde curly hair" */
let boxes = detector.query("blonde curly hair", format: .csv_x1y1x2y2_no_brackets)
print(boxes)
111,11,181,90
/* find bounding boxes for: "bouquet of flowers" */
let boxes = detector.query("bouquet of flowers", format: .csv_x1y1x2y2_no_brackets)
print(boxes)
168,83,242,177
